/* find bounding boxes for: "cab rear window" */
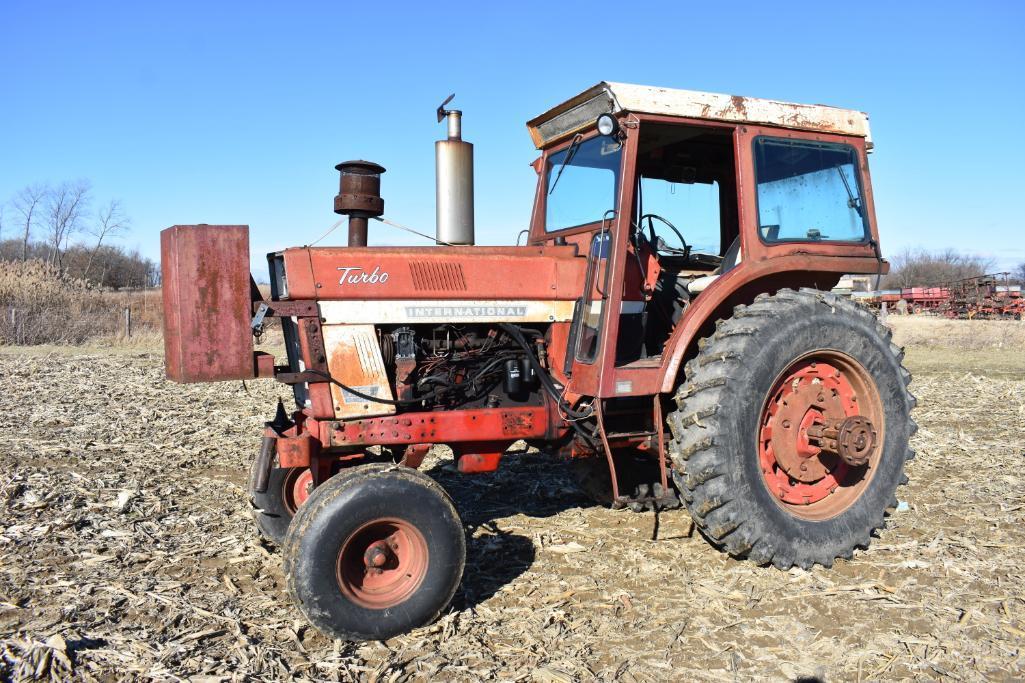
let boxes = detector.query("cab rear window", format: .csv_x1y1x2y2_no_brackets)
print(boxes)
753,138,869,243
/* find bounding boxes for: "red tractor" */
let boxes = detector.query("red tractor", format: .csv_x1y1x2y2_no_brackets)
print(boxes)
161,83,916,641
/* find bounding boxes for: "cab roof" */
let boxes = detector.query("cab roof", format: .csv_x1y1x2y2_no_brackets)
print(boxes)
526,81,872,149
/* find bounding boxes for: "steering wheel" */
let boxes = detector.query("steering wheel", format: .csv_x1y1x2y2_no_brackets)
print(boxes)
639,213,690,258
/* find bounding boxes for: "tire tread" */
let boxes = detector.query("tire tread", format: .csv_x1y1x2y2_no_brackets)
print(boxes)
666,288,915,569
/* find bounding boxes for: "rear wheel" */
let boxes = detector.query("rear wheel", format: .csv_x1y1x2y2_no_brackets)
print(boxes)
283,463,465,641
667,288,916,569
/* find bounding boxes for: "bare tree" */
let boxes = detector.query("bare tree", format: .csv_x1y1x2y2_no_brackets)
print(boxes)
83,199,130,280
884,247,996,288
1015,262,1025,286
11,183,48,261
42,180,91,269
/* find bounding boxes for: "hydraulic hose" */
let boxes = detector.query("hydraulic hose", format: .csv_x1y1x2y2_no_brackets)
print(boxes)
304,369,435,406
306,351,515,408
497,323,593,421
307,328,597,447
494,324,598,448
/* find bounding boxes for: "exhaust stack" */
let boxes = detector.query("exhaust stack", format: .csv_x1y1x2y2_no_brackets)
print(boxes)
435,94,475,246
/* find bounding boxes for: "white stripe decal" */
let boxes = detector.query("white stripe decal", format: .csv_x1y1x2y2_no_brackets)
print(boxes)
585,300,646,315
319,299,576,324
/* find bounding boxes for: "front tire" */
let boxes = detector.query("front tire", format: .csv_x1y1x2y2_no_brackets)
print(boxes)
248,462,313,545
667,288,917,569
283,464,466,641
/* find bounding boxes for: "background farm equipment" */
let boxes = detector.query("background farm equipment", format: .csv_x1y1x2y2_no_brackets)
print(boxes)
852,272,1023,318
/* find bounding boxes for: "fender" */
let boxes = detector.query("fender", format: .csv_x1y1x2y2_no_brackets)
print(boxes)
657,254,885,394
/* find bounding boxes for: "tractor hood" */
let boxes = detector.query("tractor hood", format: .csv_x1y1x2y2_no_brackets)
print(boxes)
275,244,585,307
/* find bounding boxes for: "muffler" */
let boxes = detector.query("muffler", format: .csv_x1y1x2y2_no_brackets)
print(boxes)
435,94,475,246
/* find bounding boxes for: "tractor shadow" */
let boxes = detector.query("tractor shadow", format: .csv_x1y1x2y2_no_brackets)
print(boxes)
423,448,595,610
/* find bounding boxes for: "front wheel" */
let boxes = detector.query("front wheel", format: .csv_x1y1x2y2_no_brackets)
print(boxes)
667,288,917,569
248,462,313,545
283,464,466,641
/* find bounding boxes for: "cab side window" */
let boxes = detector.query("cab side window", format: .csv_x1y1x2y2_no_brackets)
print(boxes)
754,138,869,243
638,177,721,256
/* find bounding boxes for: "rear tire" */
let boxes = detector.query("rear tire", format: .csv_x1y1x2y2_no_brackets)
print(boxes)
283,463,465,641
667,288,916,569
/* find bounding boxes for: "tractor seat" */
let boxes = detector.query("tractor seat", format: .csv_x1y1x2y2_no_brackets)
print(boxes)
687,237,741,295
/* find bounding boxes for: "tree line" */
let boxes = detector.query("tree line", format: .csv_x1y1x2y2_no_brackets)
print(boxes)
883,248,1025,289
0,181,158,288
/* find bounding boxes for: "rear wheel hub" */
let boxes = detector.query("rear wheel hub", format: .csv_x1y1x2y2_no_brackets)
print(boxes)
758,353,884,518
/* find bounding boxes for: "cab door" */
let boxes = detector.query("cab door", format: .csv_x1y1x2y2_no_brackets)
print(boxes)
565,213,616,396
559,134,638,398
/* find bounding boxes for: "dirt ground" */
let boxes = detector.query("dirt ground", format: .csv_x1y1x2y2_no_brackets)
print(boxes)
1,317,1023,681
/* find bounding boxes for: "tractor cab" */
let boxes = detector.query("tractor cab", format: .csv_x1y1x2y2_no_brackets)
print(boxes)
525,82,884,399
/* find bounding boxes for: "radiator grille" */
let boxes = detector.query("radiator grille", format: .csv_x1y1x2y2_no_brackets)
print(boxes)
409,261,467,291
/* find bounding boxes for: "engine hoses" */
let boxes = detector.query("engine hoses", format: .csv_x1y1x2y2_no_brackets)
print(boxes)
305,326,598,448
304,369,434,406
497,323,592,420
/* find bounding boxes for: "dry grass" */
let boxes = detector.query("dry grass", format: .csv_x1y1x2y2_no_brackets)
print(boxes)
887,315,1025,378
0,320,1023,680
887,314,1025,351
0,261,161,346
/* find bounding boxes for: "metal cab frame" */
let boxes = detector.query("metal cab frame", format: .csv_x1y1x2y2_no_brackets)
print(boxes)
527,112,887,400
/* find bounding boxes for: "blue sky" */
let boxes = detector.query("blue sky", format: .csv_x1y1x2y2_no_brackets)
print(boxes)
2,1,1023,273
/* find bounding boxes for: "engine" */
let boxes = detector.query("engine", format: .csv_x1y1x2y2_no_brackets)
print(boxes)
378,323,546,411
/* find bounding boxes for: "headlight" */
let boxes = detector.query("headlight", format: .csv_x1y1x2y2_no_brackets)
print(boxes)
596,113,620,138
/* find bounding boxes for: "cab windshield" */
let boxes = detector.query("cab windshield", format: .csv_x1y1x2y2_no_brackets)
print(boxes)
545,136,622,231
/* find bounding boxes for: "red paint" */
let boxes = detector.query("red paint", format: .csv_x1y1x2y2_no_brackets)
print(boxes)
277,432,316,469
254,351,276,378
160,225,254,382
758,358,864,506
453,440,511,473
291,469,314,508
456,452,503,474
281,245,585,301
401,444,431,469
325,406,555,448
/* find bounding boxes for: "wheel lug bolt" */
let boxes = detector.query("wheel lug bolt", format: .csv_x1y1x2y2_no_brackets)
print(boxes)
782,420,791,428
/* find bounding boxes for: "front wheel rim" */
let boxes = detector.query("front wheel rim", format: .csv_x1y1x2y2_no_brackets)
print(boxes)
335,518,429,609
282,468,314,515
757,351,884,521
